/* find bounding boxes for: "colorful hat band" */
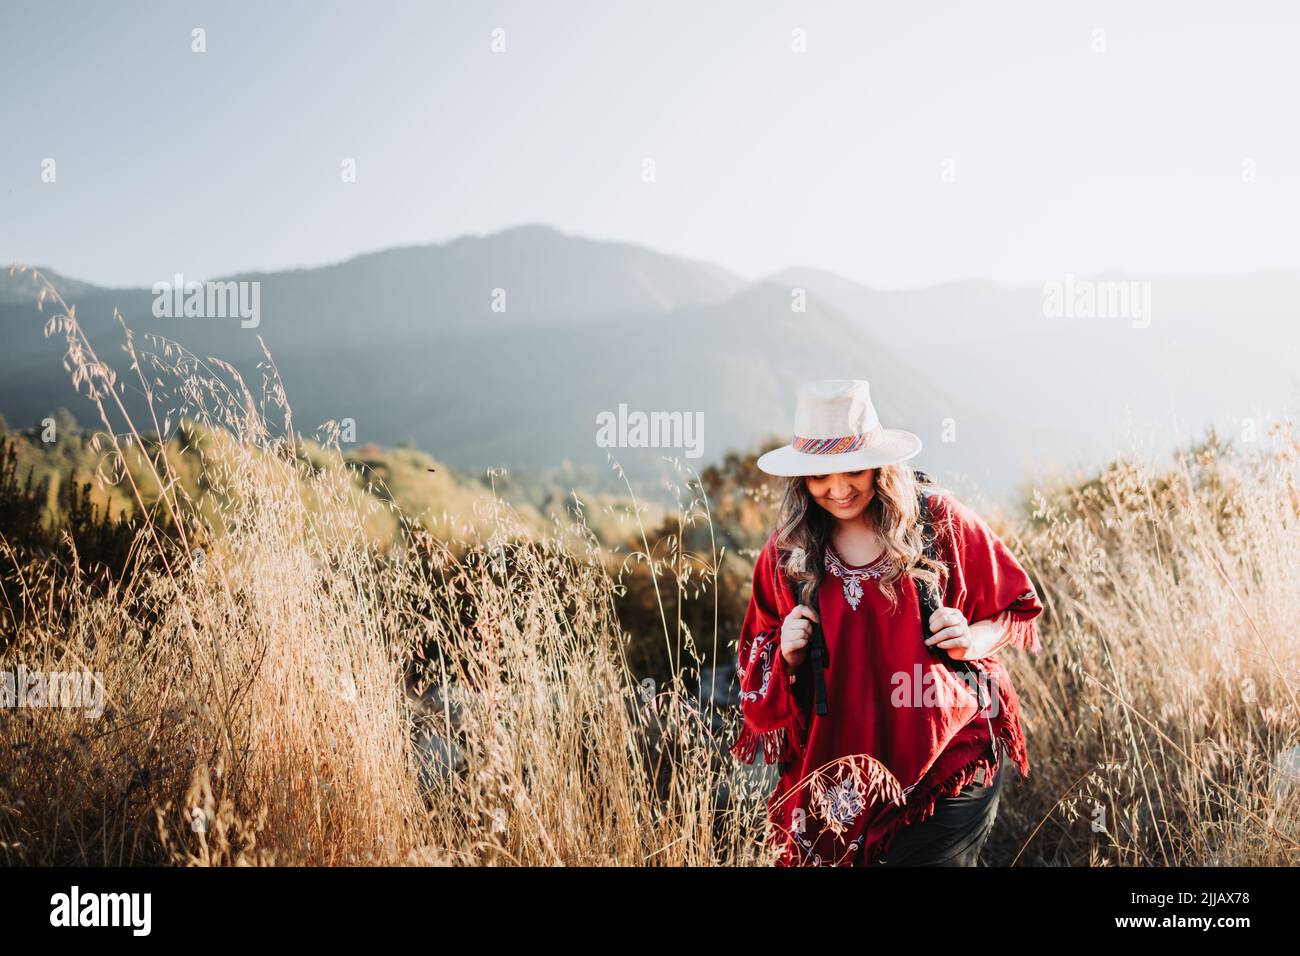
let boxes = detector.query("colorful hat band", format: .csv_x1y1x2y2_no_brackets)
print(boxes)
790,427,880,454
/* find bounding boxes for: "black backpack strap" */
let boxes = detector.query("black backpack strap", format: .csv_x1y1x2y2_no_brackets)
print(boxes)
782,556,829,718
806,576,830,717
915,477,940,626
916,481,960,662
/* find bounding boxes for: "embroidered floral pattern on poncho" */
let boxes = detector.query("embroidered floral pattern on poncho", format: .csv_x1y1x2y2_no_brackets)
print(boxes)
823,546,890,611
823,775,867,827
738,628,778,705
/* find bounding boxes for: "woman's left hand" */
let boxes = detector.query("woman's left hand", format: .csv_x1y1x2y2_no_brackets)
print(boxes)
925,607,997,660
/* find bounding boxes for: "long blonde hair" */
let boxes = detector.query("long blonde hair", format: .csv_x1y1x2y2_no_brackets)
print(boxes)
774,463,948,612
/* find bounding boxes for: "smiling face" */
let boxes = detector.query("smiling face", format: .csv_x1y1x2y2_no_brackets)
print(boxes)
804,469,877,522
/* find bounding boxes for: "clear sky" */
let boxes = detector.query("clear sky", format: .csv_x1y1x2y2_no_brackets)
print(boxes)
3,0,1298,289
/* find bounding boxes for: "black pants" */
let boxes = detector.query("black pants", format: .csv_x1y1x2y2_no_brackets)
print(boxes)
876,742,1006,867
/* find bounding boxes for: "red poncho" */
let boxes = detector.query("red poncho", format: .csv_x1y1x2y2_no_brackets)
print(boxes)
729,490,1043,866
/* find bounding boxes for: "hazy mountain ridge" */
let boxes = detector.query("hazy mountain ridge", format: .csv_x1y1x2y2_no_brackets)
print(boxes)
4,227,1298,503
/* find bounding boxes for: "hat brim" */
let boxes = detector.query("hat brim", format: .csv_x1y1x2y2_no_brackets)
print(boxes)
756,429,922,477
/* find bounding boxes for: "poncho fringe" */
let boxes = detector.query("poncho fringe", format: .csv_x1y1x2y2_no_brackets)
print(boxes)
728,693,807,765
1001,607,1041,654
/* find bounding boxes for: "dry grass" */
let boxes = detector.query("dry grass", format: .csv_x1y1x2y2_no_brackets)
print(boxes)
998,430,1300,865
0,268,767,866
1,266,1296,866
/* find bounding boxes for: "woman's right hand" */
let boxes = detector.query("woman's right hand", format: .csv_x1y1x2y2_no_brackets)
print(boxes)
781,605,819,668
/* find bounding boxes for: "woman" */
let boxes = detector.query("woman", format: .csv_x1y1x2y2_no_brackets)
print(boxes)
730,379,1043,866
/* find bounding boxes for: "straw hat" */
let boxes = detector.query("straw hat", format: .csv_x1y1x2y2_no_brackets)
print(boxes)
756,379,922,477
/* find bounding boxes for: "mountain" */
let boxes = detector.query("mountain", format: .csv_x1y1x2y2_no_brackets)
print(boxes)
0,225,747,473
246,281,959,483
4,227,1297,505
2,227,952,497
0,267,111,308
232,223,750,347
